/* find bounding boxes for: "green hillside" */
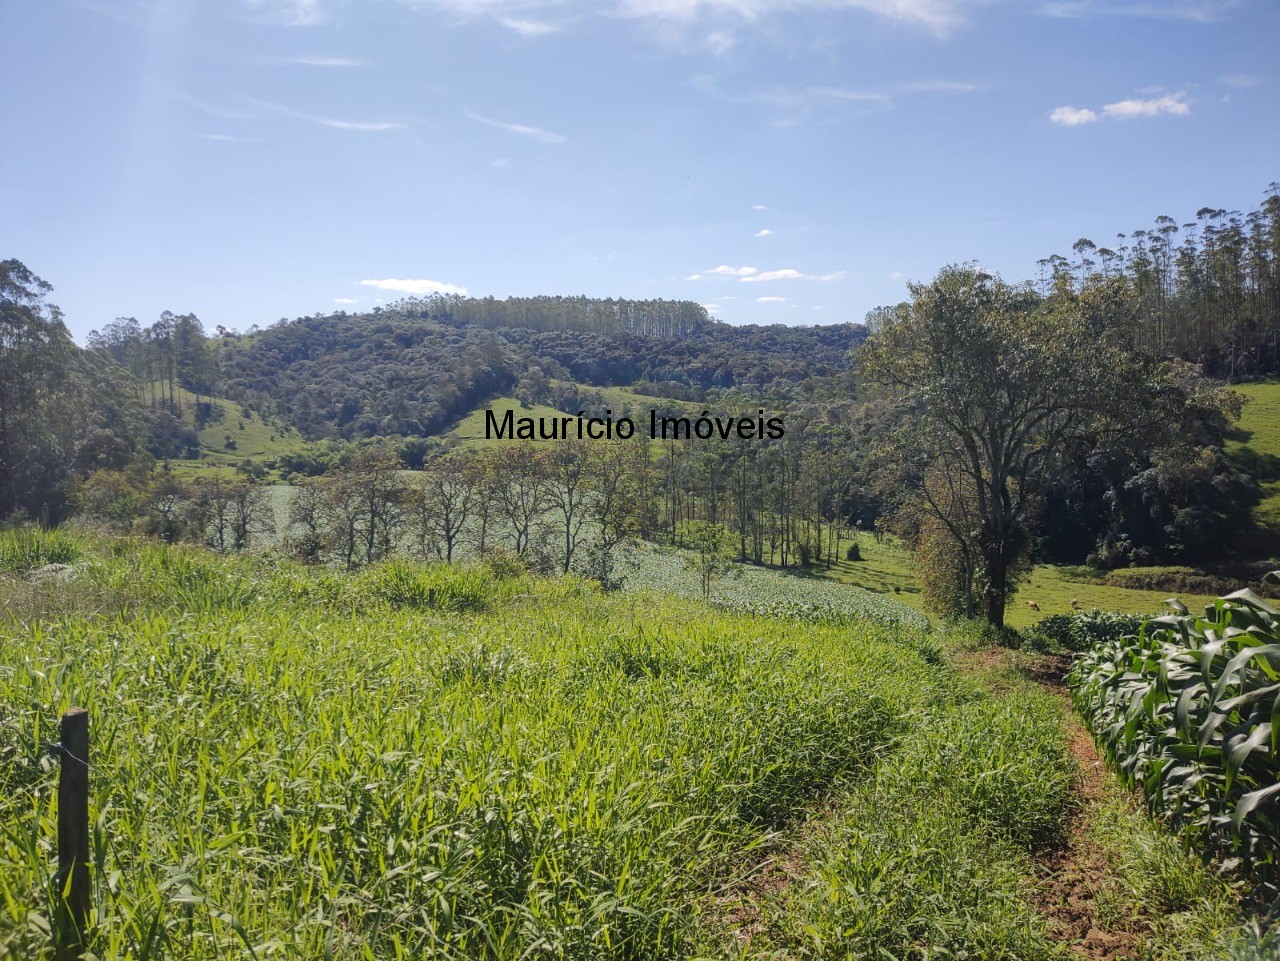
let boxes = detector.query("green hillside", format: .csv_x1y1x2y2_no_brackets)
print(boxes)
150,384,311,478
448,397,575,448
1229,380,1280,535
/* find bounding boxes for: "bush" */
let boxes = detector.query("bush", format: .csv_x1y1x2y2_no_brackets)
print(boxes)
1027,608,1149,652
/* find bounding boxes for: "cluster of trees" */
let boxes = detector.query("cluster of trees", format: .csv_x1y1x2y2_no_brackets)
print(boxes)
396,294,712,339
216,305,867,442
282,444,651,587
219,315,518,440
0,261,150,524
76,465,275,548
861,265,1249,627
86,312,221,407
1038,185,1280,379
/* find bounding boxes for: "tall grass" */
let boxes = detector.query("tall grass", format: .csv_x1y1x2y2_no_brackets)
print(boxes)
752,692,1075,960
0,556,949,960
0,527,87,574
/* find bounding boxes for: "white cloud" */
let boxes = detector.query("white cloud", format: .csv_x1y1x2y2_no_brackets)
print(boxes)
1102,93,1190,118
756,295,786,302
708,264,759,277
293,56,365,67
740,267,846,282
811,305,824,310
196,132,246,142
1041,0,1239,21
1049,105,1098,125
685,273,703,280
498,15,561,35
361,278,468,295
701,303,722,312
752,204,767,210
467,112,565,142
334,297,359,304
1050,92,1190,126
754,228,773,237
614,0,969,34
1220,73,1260,88
244,0,323,26
247,97,405,131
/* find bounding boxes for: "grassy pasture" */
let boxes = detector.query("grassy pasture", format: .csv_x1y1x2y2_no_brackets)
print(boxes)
143,384,311,479
3,532,1266,959
447,397,576,448
0,535,956,959
1227,380,1280,537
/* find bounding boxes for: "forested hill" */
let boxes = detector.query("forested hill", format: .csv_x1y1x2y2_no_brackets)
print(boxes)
218,298,866,440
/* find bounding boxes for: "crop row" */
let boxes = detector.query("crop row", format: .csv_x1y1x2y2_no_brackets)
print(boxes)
1070,589,1280,882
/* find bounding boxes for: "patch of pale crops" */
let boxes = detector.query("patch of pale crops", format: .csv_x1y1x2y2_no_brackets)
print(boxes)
0,543,948,960
624,544,932,632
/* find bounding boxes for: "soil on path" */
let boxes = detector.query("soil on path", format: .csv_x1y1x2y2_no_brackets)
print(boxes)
966,649,1151,960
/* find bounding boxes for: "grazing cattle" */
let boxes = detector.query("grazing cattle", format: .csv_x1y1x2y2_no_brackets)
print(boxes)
1026,600,1041,611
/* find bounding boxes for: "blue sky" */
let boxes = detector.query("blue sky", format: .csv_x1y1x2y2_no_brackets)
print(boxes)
3,0,1277,340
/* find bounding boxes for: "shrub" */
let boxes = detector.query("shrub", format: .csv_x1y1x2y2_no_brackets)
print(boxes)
1028,608,1149,652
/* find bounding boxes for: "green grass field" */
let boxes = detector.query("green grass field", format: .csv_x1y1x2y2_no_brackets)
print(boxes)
0,533,1053,959
145,385,311,479
447,396,577,448
2,531,1264,959
1228,380,1280,535
814,535,1225,630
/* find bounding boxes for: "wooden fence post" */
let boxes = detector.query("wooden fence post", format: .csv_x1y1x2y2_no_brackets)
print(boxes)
55,707,90,960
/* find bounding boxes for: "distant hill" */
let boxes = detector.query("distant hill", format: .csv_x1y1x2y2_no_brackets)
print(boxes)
218,297,867,442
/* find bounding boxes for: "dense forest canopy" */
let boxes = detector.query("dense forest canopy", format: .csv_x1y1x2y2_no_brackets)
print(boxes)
215,301,867,441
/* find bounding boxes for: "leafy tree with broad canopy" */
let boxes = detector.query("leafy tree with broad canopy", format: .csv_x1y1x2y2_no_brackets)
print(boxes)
859,264,1231,628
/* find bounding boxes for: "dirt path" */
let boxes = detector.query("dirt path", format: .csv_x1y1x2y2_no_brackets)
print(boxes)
969,650,1150,960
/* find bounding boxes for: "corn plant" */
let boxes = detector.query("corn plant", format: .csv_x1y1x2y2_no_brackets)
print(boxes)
1070,588,1280,881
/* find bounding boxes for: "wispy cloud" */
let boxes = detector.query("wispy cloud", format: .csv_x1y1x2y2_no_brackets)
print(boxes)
701,264,845,282
292,55,365,67
615,0,971,34
1220,73,1260,88
752,204,767,211
498,15,561,35
757,295,786,302
701,303,722,311
467,112,566,142
195,132,249,142
685,273,704,280
246,97,406,131
741,267,846,282
1050,92,1190,125
244,0,324,26
1041,0,1239,20
361,278,468,295
334,297,359,304
754,228,773,237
